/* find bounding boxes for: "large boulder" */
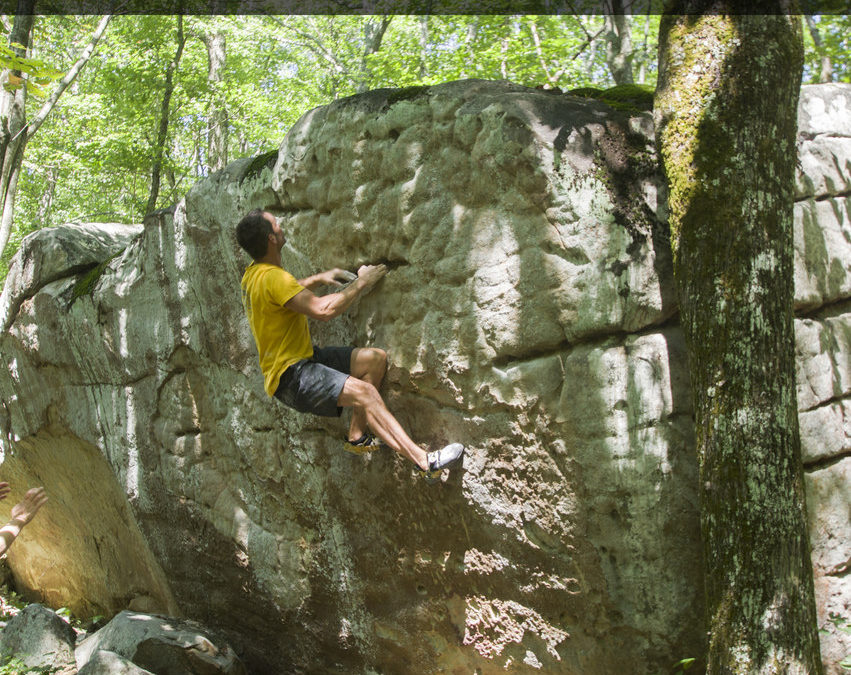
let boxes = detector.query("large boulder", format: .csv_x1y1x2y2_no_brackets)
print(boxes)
0,603,76,673
75,610,246,675
77,650,155,675
0,80,848,673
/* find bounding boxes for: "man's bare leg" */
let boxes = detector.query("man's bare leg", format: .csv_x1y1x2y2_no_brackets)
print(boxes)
338,376,428,470
348,347,387,442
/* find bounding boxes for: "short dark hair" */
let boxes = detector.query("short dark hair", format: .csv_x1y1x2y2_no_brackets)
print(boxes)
236,208,272,260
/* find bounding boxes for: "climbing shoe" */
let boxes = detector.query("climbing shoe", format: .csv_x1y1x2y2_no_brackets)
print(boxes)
427,443,465,471
343,432,382,455
417,466,443,485
416,443,465,484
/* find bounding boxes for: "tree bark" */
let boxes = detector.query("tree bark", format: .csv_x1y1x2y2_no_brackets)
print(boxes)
804,16,833,84
418,16,428,79
0,7,34,261
0,11,110,259
604,0,634,85
34,164,58,226
146,15,185,216
202,29,227,173
654,6,822,674
355,16,391,94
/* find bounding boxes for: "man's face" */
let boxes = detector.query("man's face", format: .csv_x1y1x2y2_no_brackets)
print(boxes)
263,212,285,252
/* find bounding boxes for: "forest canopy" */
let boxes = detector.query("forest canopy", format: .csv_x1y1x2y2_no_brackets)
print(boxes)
0,13,848,282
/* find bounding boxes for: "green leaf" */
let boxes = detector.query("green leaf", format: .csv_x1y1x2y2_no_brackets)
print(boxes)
673,658,696,671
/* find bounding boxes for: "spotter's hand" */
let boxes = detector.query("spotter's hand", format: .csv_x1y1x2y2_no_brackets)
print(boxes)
10,487,47,526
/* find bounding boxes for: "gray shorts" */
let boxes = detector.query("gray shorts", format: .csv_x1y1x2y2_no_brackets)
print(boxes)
273,345,354,417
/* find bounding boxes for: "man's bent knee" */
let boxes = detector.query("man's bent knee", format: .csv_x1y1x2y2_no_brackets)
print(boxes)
351,347,388,378
372,348,387,372
339,376,381,408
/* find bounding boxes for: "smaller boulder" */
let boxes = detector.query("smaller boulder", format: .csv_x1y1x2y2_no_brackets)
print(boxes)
0,603,76,672
75,610,246,675
77,649,154,675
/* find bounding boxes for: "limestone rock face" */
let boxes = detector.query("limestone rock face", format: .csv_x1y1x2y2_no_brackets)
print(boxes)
0,80,849,673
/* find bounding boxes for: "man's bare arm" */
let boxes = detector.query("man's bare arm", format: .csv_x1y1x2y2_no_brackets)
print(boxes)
287,264,387,321
0,486,48,557
297,268,355,292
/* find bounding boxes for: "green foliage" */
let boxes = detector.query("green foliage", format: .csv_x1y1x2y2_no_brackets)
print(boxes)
0,10,847,282
829,612,851,635
821,612,851,670
0,655,57,675
802,15,851,83
0,43,63,98
0,586,27,622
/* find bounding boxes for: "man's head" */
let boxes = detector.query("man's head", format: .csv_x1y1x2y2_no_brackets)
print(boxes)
236,209,283,260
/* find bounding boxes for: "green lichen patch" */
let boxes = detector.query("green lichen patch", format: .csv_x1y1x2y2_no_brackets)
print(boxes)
71,252,120,302
243,150,278,183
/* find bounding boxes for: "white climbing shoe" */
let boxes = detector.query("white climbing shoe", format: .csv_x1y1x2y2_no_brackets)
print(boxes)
418,443,465,484
427,443,465,471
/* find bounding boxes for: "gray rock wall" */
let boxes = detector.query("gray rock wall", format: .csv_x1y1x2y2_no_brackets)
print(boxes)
795,83,851,675
0,80,848,674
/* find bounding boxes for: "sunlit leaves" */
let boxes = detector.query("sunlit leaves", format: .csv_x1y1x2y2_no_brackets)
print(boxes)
0,42,63,98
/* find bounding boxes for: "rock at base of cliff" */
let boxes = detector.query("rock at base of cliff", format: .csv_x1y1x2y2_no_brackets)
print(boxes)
0,603,77,673
77,649,155,675
75,610,247,675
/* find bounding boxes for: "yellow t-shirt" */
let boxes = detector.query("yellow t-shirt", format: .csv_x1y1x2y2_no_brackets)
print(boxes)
241,263,313,396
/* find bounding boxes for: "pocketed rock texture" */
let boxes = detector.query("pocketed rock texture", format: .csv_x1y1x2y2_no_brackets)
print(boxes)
0,80,848,673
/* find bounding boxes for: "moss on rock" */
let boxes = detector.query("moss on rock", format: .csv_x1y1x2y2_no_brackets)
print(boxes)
567,84,654,112
71,253,119,302
243,150,278,183
385,85,430,107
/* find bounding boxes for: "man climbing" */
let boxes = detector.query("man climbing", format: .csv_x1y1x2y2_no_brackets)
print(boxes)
235,208,464,481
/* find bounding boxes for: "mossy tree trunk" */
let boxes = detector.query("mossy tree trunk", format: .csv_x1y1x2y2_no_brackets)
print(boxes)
654,6,823,674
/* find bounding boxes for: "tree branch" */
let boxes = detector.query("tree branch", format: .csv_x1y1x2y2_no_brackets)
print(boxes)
25,15,112,139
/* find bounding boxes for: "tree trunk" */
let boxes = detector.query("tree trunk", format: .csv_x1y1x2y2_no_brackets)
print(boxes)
418,16,428,79
654,6,822,674
146,15,185,216
34,164,58,225
0,11,110,259
804,16,833,84
637,13,651,84
0,7,34,261
355,16,391,94
604,1,634,85
462,19,478,79
203,29,227,173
